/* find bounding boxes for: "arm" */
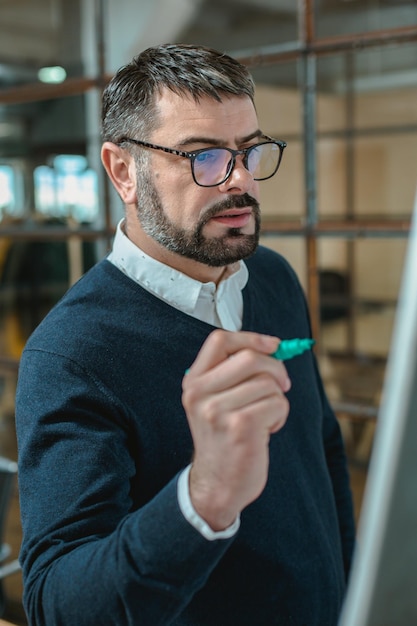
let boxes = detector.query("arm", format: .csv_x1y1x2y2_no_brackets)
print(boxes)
182,329,291,531
16,329,291,626
16,349,233,626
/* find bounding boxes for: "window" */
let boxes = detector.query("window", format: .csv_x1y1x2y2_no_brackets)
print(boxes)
34,155,99,223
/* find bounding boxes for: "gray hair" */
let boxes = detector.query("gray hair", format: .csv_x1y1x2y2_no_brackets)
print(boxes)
101,43,255,144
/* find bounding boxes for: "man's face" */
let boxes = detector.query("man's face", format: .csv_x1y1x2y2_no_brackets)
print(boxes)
130,88,262,274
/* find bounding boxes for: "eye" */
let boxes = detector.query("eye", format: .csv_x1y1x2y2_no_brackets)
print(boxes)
195,150,218,164
247,145,263,167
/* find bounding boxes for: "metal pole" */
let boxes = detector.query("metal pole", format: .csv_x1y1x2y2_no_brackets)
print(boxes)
299,0,320,342
94,0,113,246
345,51,357,355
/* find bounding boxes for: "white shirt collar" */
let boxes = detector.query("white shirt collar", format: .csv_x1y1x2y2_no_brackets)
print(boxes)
107,220,248,330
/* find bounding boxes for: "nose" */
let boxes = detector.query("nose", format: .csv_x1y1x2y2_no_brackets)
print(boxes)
217,155,255,194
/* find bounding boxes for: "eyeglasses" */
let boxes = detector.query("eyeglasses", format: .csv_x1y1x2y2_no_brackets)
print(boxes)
118,135,287,187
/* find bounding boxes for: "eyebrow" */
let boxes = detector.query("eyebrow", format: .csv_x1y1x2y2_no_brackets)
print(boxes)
177,129,263,149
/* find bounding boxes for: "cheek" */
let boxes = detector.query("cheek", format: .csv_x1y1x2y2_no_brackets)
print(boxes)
152,174,203,224
251,180,261,200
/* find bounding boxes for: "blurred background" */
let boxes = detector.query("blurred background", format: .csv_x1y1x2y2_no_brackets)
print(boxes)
1,0,417,623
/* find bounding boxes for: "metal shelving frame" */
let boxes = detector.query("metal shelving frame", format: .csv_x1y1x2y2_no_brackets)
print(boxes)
0,0,416,421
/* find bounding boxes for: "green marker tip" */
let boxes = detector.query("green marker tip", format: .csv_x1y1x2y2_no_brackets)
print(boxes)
272,338,315,361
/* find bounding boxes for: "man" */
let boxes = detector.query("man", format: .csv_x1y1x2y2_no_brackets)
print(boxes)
16,44,355,625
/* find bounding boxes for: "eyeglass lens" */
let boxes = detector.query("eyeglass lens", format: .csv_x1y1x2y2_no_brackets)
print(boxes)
193,142,281,186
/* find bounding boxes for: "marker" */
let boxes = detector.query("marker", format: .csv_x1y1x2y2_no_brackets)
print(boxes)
184,337,316,375
271,338,315,361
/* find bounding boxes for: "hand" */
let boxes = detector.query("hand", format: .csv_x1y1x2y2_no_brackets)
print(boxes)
182,329,291,531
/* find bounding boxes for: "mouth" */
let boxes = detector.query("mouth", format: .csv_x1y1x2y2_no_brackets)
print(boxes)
209,208,253,228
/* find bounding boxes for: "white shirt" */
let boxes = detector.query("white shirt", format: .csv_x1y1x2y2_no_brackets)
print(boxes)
108,220,248,331
108,220,247,539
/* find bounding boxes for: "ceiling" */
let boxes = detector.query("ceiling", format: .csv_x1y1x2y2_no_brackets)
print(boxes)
0,0,83,86
0,0,416,90
0,0,416,154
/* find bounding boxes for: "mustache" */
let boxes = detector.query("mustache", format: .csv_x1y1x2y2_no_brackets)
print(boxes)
200,193,260,226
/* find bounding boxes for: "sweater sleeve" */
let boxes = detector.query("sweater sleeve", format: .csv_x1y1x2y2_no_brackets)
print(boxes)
16,348,234,626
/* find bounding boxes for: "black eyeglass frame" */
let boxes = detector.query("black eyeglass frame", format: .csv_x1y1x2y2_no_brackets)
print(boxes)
118,135,287,187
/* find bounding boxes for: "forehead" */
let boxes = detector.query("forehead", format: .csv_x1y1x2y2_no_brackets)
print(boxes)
153,87,259,142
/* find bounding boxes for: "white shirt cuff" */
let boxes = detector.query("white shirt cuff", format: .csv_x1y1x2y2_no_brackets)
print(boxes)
177,465,240,541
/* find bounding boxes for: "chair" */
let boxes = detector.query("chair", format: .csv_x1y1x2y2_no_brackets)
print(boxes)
0,457,20,618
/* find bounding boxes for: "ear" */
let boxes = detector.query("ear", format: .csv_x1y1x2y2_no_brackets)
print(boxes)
101,142,137,205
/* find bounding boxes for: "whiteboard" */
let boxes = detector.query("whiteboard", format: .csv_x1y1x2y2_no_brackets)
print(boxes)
339,195,417,625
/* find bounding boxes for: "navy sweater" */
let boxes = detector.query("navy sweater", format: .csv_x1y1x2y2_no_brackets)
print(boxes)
16,246,355,626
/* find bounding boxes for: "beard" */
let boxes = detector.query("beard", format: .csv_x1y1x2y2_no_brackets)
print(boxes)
135,169,261,267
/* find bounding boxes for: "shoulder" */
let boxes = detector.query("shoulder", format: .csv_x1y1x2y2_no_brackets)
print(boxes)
23,260,127,353
247,244,294,269
245,244,301,291
241,245,312,340
242,244,310,329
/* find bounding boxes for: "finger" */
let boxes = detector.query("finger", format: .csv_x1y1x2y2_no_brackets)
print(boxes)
188,329,279,375
189,349,291,395
198,373,289,426
239,394,289,435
